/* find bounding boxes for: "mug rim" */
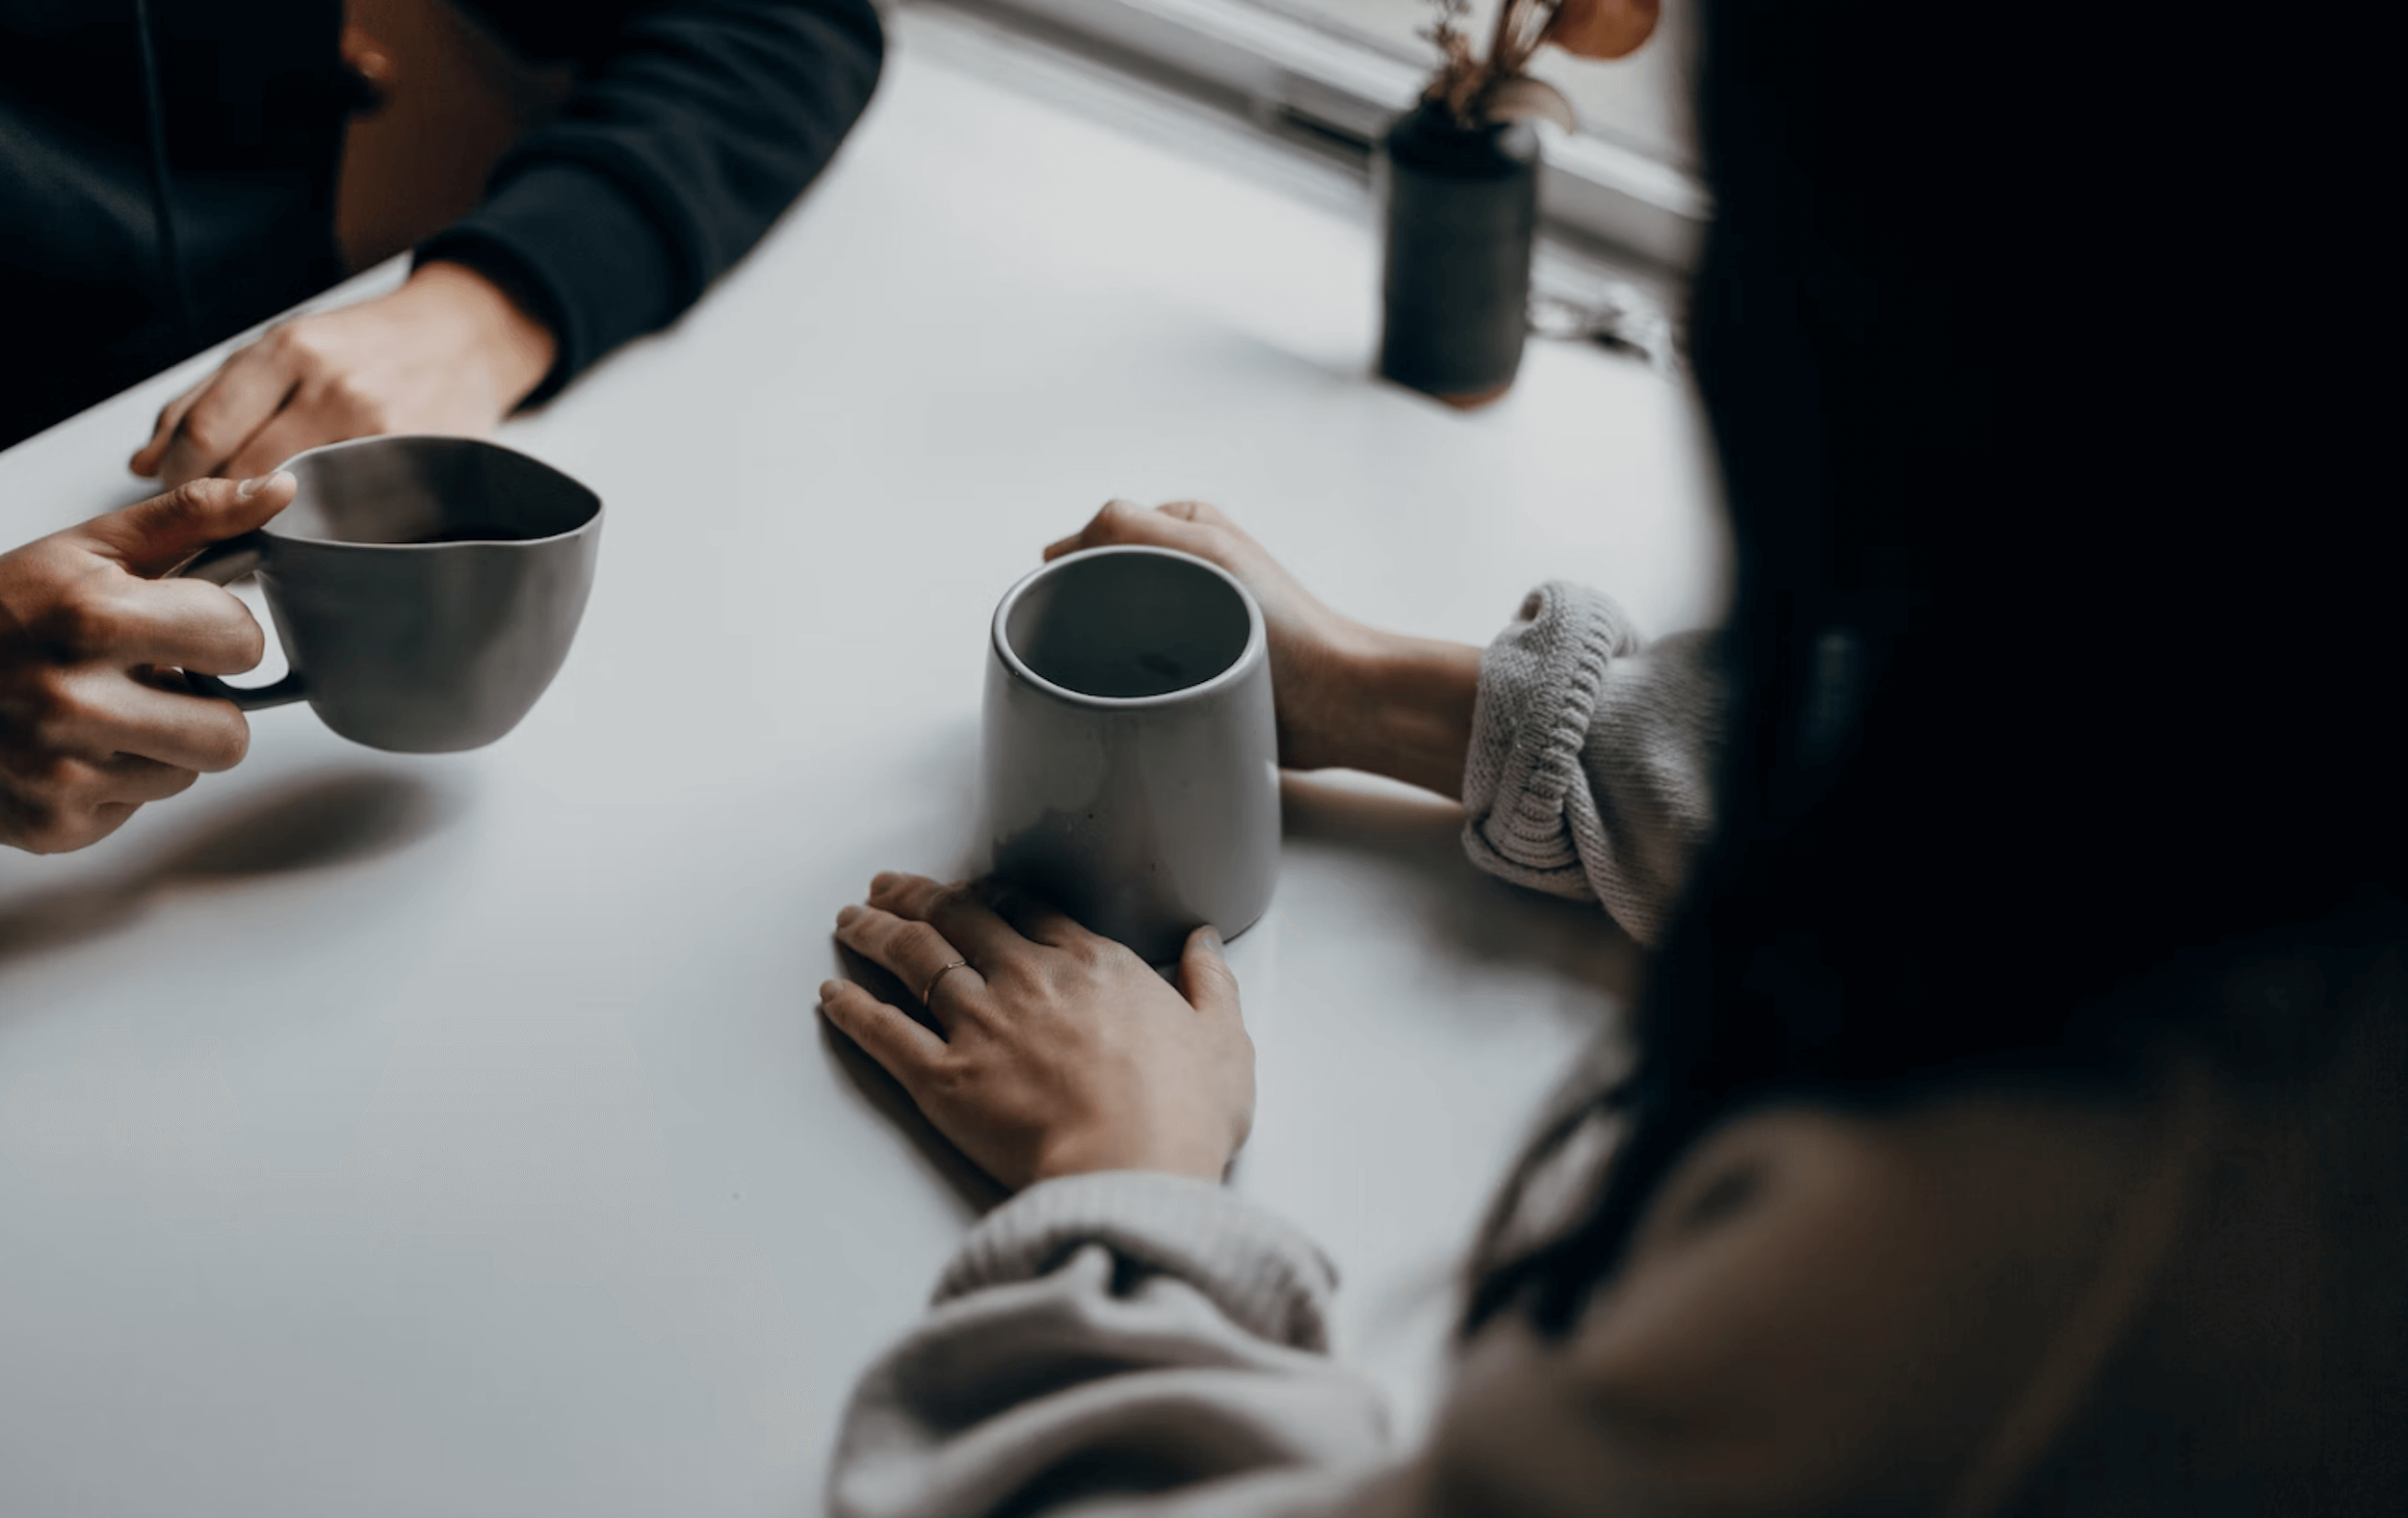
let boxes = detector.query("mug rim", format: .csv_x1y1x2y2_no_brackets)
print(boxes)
991,544,1269,710
258,434,603,550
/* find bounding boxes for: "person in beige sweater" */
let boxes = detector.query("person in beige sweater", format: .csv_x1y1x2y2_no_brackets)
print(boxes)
808,0,2405,1511
815,504,2404,1518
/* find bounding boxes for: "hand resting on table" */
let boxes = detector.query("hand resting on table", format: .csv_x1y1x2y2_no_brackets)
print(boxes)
129,262,556,489
822,873,1254,1192
0,472,295,853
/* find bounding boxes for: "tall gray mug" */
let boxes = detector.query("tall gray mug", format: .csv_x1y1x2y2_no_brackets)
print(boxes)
982,544,1280,965
175,435,603,753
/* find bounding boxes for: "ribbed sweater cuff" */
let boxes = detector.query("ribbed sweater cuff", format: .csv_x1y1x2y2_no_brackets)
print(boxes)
417,158,690,406
1460,582,1639,893
936,1172,1342,1353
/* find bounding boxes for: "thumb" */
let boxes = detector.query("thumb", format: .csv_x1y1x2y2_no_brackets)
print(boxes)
1178,925,1243,1019
77,471,297,578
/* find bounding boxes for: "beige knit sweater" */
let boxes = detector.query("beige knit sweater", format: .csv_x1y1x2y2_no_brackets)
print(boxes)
1458,583,1723,948
824,586,2405,1518
827,583,1723,1517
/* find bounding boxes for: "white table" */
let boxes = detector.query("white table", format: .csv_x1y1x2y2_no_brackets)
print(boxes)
0,10,1724,1513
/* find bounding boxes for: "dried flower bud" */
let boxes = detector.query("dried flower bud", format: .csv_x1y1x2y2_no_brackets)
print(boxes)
1542,0,1660,60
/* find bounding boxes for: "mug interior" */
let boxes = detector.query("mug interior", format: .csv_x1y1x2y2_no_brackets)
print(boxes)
1006,552,1252,699
273,437,599,546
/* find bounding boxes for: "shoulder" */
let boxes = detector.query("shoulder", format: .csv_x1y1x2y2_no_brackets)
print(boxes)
1416,1086,2156,1517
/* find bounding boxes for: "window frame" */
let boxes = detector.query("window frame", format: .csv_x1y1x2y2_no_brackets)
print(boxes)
922,0,1712,275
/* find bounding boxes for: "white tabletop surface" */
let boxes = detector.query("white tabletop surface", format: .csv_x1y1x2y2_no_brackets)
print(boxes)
0,9,1724,1514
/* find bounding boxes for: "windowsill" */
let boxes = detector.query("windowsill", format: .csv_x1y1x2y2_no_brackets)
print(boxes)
897,0,1694,363
903,0,1708,271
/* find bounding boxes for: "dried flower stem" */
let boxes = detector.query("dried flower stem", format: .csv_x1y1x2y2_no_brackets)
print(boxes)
1426,0,1565,125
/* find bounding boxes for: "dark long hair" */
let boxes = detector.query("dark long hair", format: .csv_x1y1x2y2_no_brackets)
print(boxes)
1468,0,2404,1336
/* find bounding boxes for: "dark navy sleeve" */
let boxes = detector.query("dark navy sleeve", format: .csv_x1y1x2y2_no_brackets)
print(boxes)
418,0,883,403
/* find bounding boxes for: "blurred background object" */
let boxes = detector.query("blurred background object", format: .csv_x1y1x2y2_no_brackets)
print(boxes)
1373,0,1666,405
1372,0,1688,167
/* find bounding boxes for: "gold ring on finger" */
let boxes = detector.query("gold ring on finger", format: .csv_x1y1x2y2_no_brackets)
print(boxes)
919,957,972,1007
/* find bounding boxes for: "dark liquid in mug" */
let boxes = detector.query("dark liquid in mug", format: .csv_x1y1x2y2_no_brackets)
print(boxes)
400,524,548,544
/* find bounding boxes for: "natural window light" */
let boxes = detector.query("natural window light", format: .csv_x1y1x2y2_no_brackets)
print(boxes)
1250,0,1696,171
936,0,1711,274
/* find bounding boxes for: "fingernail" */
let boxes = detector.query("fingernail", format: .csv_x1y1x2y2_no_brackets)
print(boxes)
818,981,843,1002
236,469,292,500
1201,927,1224,951
835,904,861,928
869,872,898,894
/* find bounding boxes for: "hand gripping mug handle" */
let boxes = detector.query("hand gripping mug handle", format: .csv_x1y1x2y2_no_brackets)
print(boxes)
173,534,307,711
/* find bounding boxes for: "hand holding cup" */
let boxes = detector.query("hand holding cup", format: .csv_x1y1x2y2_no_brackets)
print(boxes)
1046,500,1372,773
1046,500,1483,800
984,537,1282,964
0,473,293,852
171,435,604,754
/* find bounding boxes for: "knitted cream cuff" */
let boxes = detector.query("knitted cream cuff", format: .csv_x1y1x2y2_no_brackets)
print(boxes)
934,1172,1342,1352
1460,582,1641,896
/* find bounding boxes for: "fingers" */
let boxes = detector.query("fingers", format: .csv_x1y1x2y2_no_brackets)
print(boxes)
0,752,192,854
1177,926,1243,1019
93,751,203,805
35,575,266,674
2,794,126,854
1046,498,1176,557
68,667,253,772
77,472,297,577
866,871,1037,965
1044,498,1235,563
220,409,331,487
1040,502,1119,561
1159,500,1234,528
129,375,212,478
151,336,301,487
978,880,1100,951
834,901,985,1025
92,674,252,771
818,978,949,1084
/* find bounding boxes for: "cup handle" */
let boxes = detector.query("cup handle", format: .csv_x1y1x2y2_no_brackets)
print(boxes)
172,534,306,711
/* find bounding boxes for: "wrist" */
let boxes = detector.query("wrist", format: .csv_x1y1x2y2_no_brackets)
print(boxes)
1030,1133,1231,1189
1313,626,1483,798
409,260,558,411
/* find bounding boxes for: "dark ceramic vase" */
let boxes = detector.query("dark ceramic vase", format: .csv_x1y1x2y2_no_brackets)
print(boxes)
1375,101,1541,406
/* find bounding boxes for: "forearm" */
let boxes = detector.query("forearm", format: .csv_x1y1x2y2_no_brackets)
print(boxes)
406,260,557,410
428,0,884,396
1290,585,1723,940
1309,628,1484,800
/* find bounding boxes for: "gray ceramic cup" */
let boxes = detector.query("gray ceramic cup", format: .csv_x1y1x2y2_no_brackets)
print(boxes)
174,435,603,753
982,544,1281,965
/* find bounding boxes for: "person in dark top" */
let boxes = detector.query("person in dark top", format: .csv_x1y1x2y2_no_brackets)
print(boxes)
1,0,879,852
2,0,883,465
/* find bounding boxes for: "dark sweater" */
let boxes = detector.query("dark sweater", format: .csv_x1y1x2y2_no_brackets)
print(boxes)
0,0,882,451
